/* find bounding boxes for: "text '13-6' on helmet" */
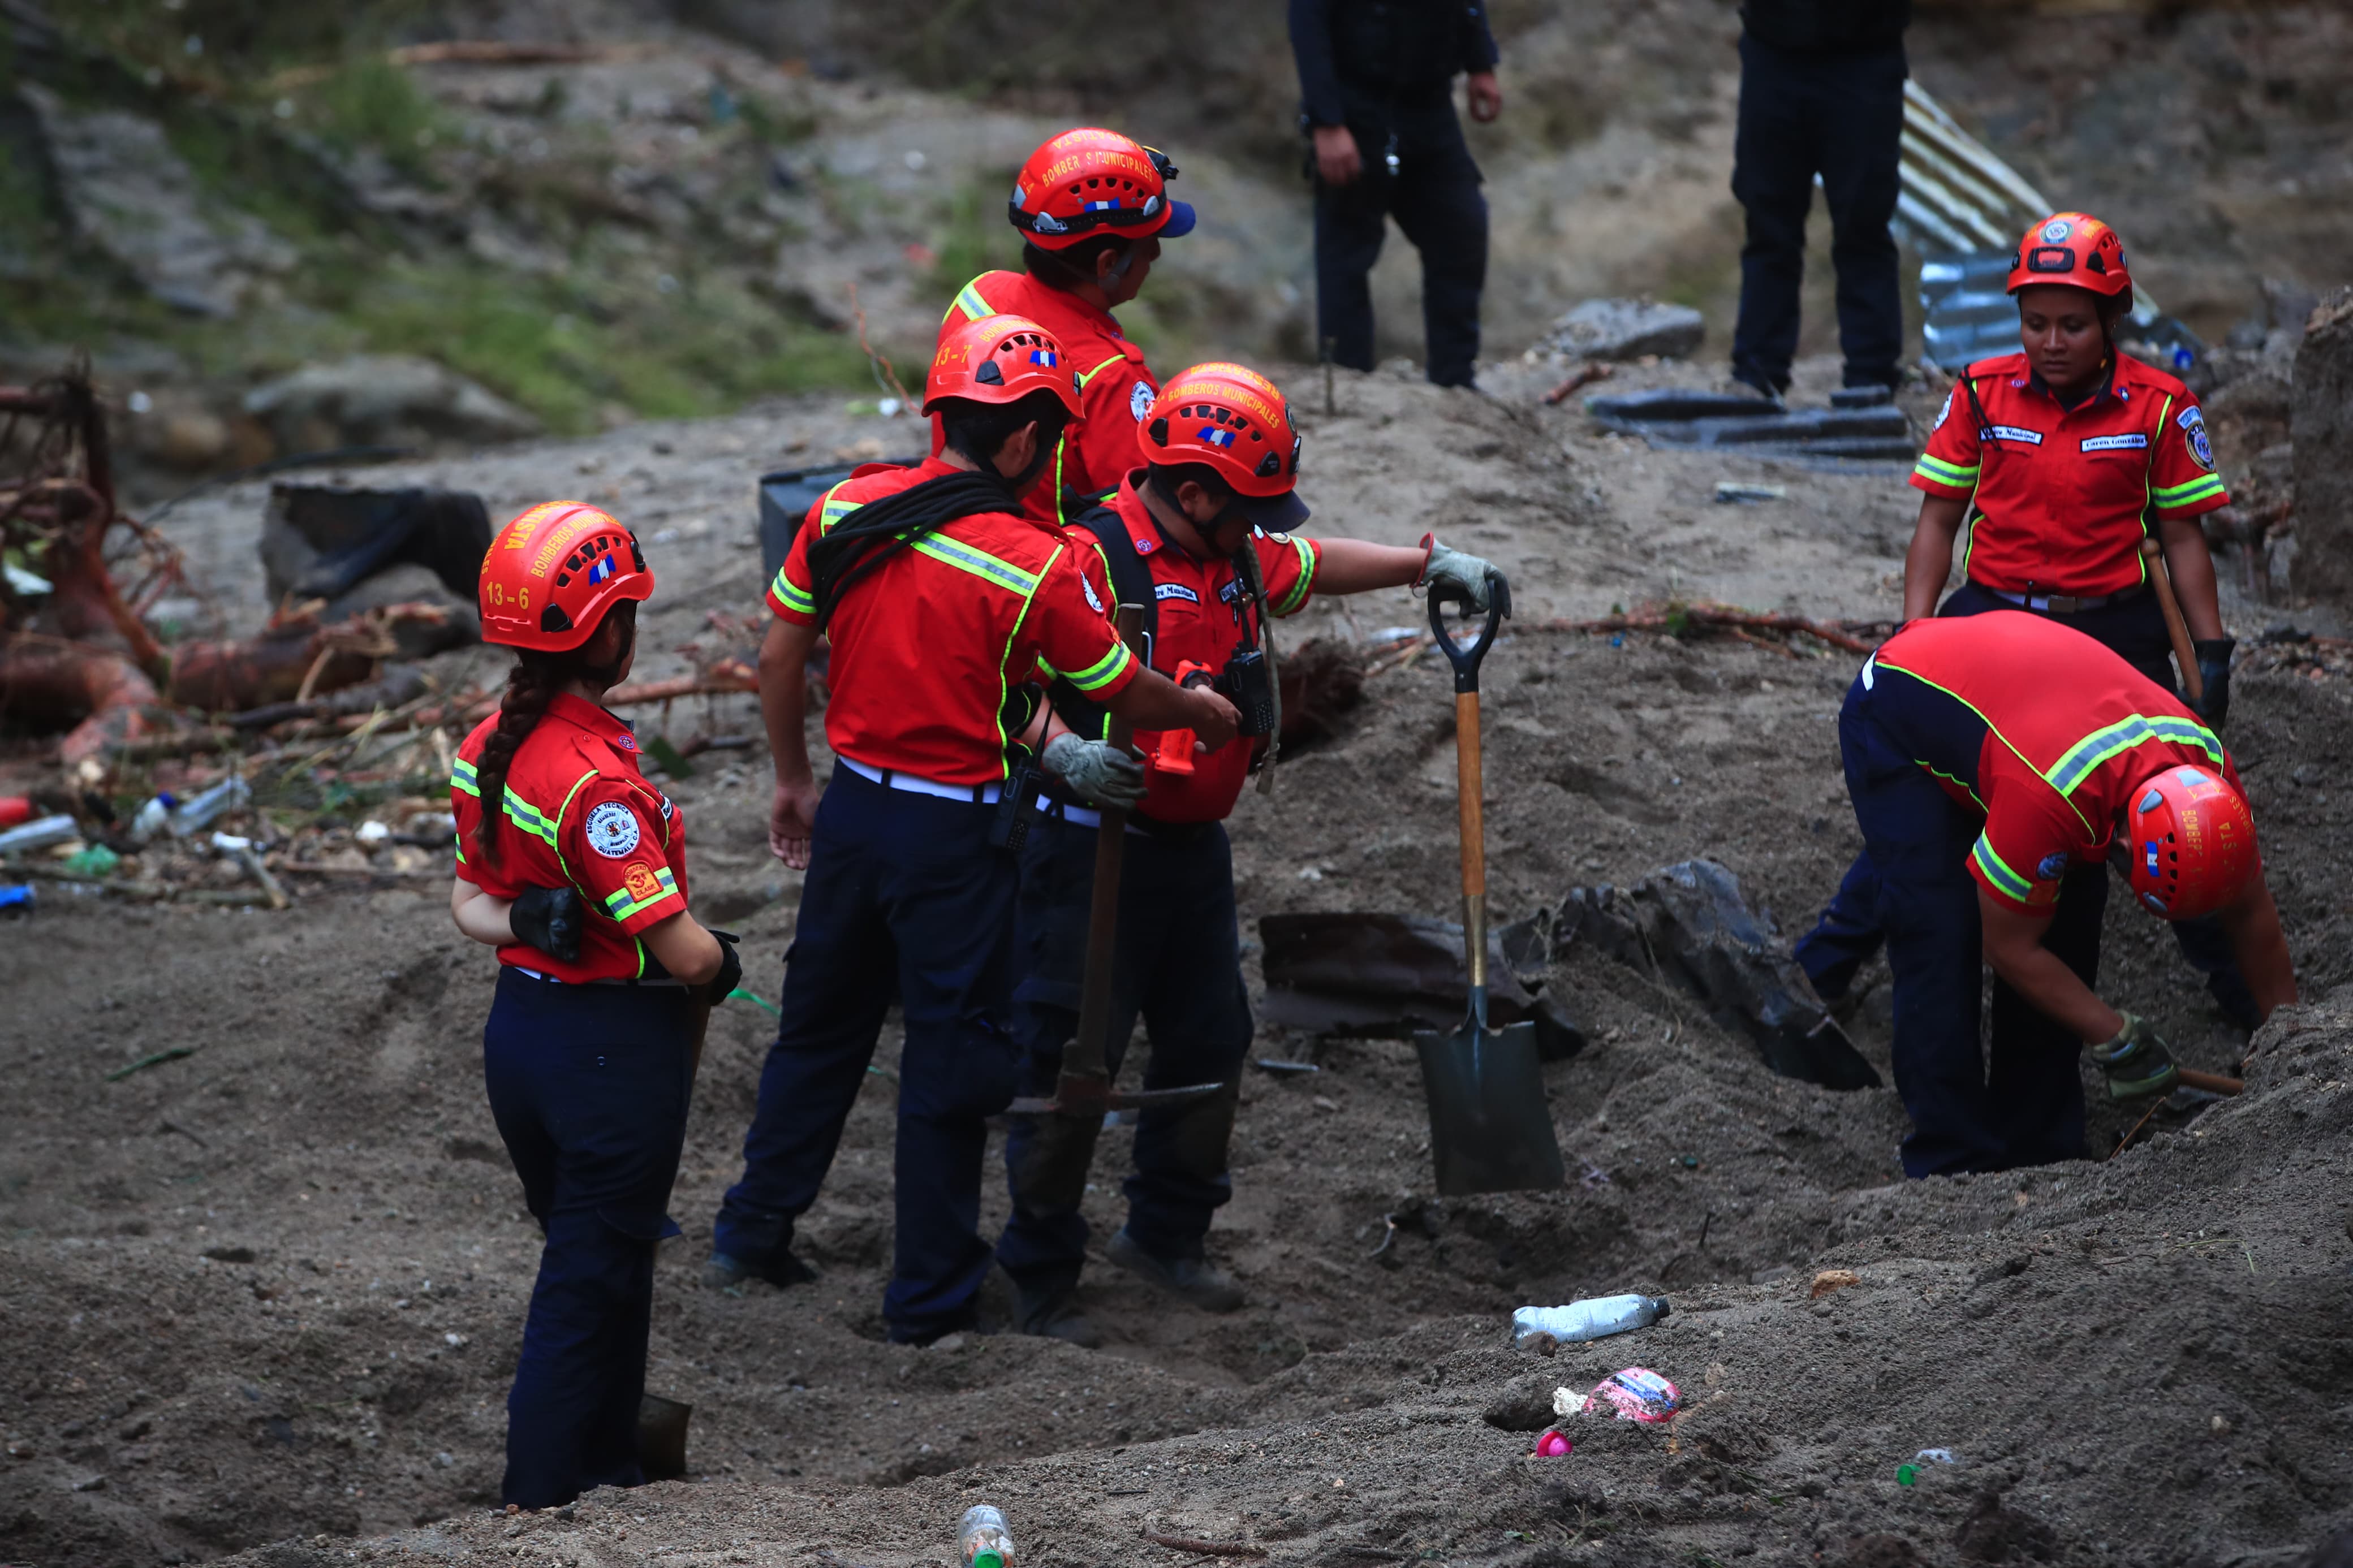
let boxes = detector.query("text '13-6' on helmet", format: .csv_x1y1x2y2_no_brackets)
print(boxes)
923,313,1084,419
1008,127,1196,250
2008,211,2133,300
1141,362,1308,532
2126,763,2258,920
479,500,653,653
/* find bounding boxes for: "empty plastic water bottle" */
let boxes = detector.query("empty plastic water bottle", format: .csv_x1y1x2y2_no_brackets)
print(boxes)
0,814,79,856
130,792,178,843
169,776,250,837
1511,1294,1670,1349
959,1505,1014,1568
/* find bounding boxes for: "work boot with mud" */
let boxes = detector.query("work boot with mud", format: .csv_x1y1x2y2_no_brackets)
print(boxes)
2089,1013,2180,1100
1105,1228,1243,1313
1015,1281,1103,1349
702,1250,817,1292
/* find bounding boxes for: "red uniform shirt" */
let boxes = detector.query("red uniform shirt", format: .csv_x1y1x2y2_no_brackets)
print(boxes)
450,692,690,982
1869,612,2240,916
1911,351,2228,598
1066,473,1321,823
764,455,1140,786
931,270,1158,528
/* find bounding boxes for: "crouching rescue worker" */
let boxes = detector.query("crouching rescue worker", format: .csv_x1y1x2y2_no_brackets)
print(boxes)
1000,361,1504,1344
1837,611,2294,1178
937,127,1195,525
709,314,1240,1344
447,502,742,1509
1798,211,2255,1027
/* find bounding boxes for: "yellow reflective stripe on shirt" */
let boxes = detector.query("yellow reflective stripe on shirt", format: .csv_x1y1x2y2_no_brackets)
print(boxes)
816,481,864,537
1271,537,1319,616
1971,834,2036,902
907,532,1042,597
1914,453,1979,488
1078,353,1128,387
950,279,995,322
450,757,480,797
2152,474,2226,509
500,785,559,849
1062,640,1134,694
602,866,679,923
769,563,817,614
2042,714,2223,797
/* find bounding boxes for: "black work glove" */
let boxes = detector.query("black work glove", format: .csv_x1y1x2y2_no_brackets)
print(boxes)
510,884,583,963
703,929,743,1007
2191,637,2235,729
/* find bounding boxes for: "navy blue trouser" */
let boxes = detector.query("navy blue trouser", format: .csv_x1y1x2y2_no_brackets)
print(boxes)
1730,33,1907,393
1838,666,2100,1176
482,967,692,1509
997,811,1253,1295
1795,582,2255,1023
1315,90,1488,388
713,766,1022,1342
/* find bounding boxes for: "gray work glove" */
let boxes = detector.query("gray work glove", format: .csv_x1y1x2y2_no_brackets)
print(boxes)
1042,732,1147,809
1419,536,1498,612
2088,1012,2180,1102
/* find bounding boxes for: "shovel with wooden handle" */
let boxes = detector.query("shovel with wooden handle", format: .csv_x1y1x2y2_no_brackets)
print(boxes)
1009,604,1227,1213
1413,571,1567,1197
2141,535,2205,707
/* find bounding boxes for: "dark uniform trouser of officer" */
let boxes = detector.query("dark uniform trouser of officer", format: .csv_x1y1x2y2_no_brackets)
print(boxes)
1315,91,1488,390
997,811,1253,1297
1796,582,2255,1026
482,969,692,1509
1729,33,1907,394
713,766,1022,1343
1839,666,2097,1177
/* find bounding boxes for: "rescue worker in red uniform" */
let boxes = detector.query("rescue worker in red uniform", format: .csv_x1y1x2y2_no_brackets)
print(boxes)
997,362,1505,1344
1839,611,2294,1177
934,127,1196,527
1798,212,2255,1026
710,314,1239,1344
447,502,741,1509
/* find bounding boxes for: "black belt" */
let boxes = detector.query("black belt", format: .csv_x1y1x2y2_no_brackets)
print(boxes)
1975,582,2147,615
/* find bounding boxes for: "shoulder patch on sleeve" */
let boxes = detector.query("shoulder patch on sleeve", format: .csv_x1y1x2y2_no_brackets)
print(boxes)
623,862,662,902
585,801,642,859
1932,390,1952,431
1130,381,1153,422
2179,405,2214,469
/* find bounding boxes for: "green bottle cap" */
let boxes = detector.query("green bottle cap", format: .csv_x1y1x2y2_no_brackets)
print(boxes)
1895,1464,1917,1487
973,1554,1005,1568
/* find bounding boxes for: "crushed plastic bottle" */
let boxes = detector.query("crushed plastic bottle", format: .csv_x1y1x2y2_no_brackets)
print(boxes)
959,1504,1014,1568
0,814,79,856
130,792,178,843
1511,1294,1670,1349
1589,1367,1681,1424
169,776,250,837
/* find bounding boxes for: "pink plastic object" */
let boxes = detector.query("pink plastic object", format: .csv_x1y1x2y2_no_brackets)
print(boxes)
1535,1430,1573,1457
1591,1367,1681,1424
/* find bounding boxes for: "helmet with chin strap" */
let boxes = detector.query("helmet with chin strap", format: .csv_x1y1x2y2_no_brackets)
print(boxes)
1139,362,1309,532
1008,128,1196,250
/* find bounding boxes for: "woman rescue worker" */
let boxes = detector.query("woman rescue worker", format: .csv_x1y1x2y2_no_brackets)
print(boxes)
1795,210,2254,1031
446,501,742,1509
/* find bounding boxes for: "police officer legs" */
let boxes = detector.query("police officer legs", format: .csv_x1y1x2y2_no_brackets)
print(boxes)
997,815,1252,1333
1313,97,1489,388
1729,32,1907,396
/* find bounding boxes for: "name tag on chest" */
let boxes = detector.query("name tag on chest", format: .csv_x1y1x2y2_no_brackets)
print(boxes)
1989,426,2045,446
1154,582,1200,604
2080,433,2149,453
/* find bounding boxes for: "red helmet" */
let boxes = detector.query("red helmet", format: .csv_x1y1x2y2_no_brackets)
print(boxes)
479,500,652,653
2126,762,2259,920
1139,362,1308,530
2008,212,2133,300
1007,128,1196,251
923,313,1083,418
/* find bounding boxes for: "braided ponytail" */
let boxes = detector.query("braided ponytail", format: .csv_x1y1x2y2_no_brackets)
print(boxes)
471,602,637,867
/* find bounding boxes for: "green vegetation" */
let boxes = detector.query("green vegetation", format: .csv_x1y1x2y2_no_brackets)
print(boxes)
296,55,451,181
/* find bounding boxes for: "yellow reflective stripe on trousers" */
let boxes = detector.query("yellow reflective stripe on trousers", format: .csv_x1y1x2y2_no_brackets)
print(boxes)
2042,714,2223,797
907,532,1042,596
1971,833,2036,902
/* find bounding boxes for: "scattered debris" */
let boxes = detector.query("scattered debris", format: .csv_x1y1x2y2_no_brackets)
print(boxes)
1547,299,1706,362
1713,481,1787,504
1541,601,1880,655
1511,1294,1669,1350
1810,1269,1861,1299
1533,1430,1573,1457
1587,387,1915,461
1586,1367,1681,1424
1257,911,1584,1060
1540,361,1614,407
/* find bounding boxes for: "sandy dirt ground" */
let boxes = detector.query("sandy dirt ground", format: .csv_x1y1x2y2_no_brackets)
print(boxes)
5,363,2352,1568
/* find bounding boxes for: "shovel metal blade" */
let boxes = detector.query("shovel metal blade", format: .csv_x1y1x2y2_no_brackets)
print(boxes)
1413,1019,1566,1196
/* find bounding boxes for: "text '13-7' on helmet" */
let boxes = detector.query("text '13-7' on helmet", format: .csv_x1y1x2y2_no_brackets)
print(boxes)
2126,763,2258,920
1008,128,1196,250
1141,362,1308,531
2008,211,2133,300
479,500,653,653
923,313,1084,419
